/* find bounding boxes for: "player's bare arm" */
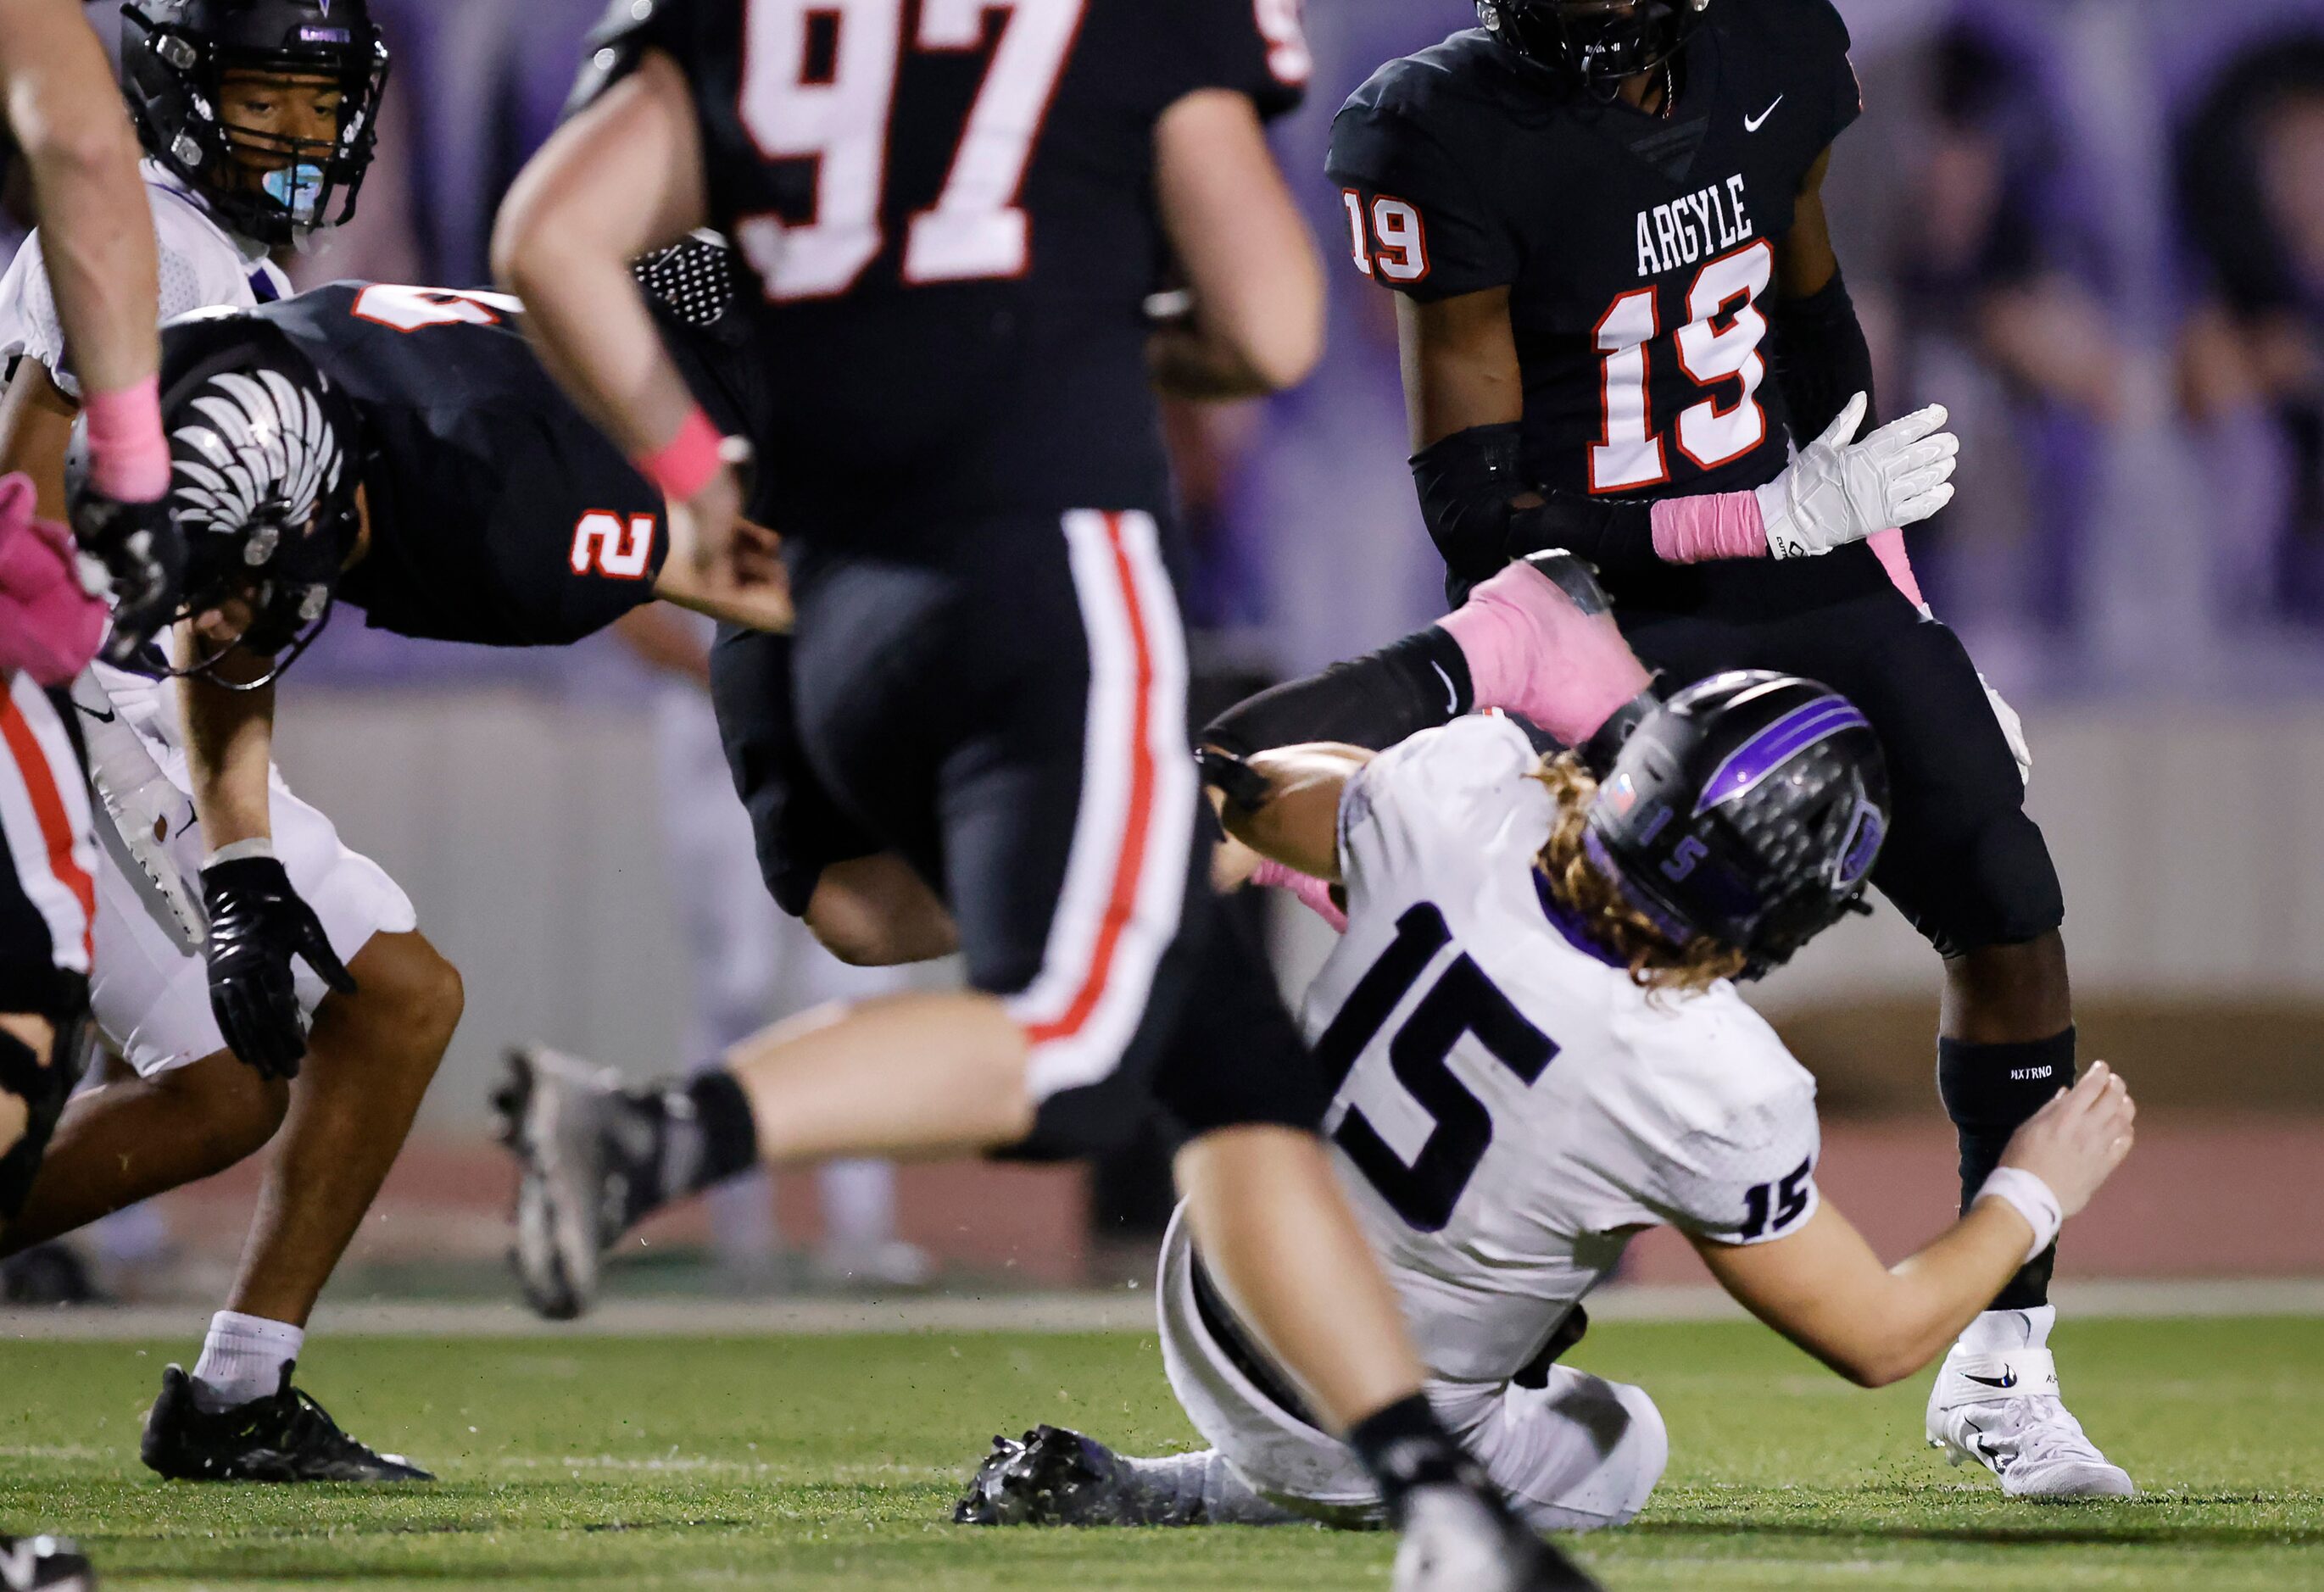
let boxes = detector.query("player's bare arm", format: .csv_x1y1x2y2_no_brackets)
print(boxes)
1210,743,1374,885
0,0,158,398
1148,89,1323,399
1696,1065,2135,1389
493,50,744,591
176,632,277,850
0,354,77,519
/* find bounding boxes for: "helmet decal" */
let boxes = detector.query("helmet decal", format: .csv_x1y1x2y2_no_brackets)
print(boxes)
1835,798,1885,891
1693,695,1870,815
171,370,343,543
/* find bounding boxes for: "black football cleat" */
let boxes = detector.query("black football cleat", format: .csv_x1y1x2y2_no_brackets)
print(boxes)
141,1364,432,1483
955,1426,1151,1527
0,1534,94,1592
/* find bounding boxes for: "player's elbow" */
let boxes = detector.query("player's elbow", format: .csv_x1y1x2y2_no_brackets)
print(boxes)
488,198,552,302
24,104,141,193
1235,300,1324,394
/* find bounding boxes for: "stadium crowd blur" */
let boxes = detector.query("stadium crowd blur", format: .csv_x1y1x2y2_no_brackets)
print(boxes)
5,0,2314,696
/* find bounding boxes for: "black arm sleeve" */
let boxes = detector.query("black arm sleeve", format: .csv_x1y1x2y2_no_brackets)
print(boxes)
1413,424,1660,604
1202,626,1474,761
1771,269,1877,445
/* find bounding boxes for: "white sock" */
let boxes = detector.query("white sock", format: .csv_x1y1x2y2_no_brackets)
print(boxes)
816,1159,897,1254
1956,1305,2055,1355
190,1311,304,1411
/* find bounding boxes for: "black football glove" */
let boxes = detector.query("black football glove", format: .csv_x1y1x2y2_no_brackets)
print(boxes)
66,487,187,665
201,854,359,1080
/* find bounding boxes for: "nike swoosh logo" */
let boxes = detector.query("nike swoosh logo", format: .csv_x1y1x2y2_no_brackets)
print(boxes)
76,702,118,724
1963,1371,2017,1389
1745,95,1784,132
1429,661,1459,715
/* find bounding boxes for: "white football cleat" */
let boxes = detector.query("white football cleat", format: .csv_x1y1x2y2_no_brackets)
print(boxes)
1392,1481,1599,1591
1926,1307,2134,1500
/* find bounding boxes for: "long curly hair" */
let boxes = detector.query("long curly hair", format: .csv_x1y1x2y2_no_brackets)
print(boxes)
1530,753,1750,995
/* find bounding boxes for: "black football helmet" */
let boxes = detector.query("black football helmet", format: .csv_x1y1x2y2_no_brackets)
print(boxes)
68,307,365,684
122,0,390,247
1478,0,1710,96
1586,671,1888,977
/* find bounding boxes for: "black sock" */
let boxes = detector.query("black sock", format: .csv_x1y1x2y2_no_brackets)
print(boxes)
1938,1027,2076,1310
647,1070,762,1205
1345,1393,1477,1520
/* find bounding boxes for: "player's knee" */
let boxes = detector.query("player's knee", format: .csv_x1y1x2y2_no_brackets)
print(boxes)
1604,1383,1669,1527
173,1054,292,1160
805,860,958,967
349,934,465,1072
1894,807,2064,958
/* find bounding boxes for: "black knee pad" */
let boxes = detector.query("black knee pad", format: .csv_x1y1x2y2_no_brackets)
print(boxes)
1885,805,2065,959
0,1005,86,1225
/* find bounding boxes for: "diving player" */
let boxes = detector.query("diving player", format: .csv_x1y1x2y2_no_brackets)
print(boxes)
1324,0,2114,1495
0,259,793,1478
489,0,1594,1584
0,0,460,1483
958,560,2138,1532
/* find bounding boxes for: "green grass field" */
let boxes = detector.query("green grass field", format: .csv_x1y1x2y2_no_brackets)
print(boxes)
3,1316,2321,1589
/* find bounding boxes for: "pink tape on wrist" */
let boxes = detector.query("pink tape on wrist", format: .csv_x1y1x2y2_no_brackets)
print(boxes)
0,473,104,684
634,406,726,504
1866,528,1925,607
1251,857,1347,932
1438,560,1652,747
81,375,170,504
1649,489,1769,563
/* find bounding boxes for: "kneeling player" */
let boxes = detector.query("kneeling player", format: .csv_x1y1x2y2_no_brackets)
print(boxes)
0,256,788,1480
957,560,2136,1531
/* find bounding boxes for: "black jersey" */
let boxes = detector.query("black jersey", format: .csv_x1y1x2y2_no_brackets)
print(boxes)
583,0,1307,543
251,281,694,648
1328,0,1859,504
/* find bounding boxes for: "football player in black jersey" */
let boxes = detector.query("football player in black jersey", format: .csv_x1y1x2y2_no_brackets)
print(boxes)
489,1,1591,1585
0,253,790,1483
1325,0,2123,1498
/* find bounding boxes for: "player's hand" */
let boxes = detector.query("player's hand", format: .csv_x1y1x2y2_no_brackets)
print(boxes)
1997,1061,2136,1219
201,854,359,1081
1756,393,1958,559
66,487,187,665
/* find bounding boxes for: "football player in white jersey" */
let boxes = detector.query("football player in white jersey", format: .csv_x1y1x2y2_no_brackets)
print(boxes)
959,557,2137,1533
0,0,454,1483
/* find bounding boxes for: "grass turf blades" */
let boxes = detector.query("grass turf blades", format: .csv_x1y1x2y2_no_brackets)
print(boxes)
3,1316,2319,1590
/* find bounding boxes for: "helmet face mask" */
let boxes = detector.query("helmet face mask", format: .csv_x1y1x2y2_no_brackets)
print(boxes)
1586,671,1890,977
123,0,390,248
1478,0,1708,97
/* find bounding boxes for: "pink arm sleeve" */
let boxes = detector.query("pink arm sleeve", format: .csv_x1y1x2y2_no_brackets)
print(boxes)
1648,489,1770,563
0,474,105,685
1436,559,1652,747
1250,857,1348,933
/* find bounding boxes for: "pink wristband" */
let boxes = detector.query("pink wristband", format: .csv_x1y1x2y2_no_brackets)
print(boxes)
1251,857,1348,932
1649,490,1769,564
81,374,170,503
634,406,726,504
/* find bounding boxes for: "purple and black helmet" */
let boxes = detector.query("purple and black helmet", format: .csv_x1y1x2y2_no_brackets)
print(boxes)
1586,671,1889,977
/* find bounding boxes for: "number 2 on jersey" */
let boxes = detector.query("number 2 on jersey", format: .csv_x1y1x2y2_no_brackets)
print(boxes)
735,0,1084,301
1592,237,1773,492
1312,904,1558,1233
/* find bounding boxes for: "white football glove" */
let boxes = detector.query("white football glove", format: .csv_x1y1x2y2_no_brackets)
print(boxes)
1755,392,1959,559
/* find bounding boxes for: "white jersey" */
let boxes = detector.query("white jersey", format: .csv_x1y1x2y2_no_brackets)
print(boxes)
0,161,290,398
1308,714,1823,1386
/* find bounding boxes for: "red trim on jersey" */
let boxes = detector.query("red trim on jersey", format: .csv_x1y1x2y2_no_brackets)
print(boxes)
0,687,93,963
1022,512,1161,1049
